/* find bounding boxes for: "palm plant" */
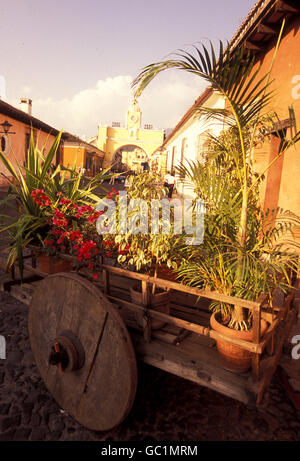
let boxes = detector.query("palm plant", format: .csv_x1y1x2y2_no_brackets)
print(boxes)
132,25,300,329
0,131,63,273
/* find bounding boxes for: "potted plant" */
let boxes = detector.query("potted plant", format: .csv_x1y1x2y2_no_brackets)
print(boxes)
31,188,104,277
0,130,114,278
102,171,185,330
132,30,300,370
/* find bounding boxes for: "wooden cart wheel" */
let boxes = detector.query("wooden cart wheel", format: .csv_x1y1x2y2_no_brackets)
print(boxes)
28,272,138,431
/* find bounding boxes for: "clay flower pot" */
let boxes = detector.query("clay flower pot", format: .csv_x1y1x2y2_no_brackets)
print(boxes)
38,254,72,274
155,264,178,282
210,312,268,373
130,284,171,330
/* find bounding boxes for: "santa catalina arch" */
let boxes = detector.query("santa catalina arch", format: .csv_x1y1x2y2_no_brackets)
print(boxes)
90,99,165,171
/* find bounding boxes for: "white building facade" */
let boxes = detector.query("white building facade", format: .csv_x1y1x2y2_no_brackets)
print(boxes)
162,88,225,198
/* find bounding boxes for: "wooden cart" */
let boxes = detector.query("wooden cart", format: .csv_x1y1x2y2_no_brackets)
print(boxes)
0,247,299,431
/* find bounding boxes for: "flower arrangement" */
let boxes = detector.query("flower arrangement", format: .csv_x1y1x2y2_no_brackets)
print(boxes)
100,173,185,280
31,188,104,279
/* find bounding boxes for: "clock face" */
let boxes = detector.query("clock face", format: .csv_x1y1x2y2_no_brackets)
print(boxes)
130,114,138,123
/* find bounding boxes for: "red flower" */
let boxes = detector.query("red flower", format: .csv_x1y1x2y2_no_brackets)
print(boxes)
92,273,98,280
69,230,82,241
59,198,72,205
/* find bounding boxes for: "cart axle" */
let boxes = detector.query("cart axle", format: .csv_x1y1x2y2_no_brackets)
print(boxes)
48,330,85,373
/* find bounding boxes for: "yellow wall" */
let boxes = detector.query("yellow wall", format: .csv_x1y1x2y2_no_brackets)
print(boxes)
62,145,85,170
97,125,164,169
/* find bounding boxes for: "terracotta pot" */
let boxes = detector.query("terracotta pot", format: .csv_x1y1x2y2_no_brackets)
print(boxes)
38,254,72,274
210,312,268,373
155,264,178,282
130,284,171,330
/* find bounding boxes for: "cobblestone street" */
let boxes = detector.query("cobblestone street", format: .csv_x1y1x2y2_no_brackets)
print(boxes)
0,290,299,442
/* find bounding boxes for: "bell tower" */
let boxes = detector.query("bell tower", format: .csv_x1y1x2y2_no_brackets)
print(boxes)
126,98,141,129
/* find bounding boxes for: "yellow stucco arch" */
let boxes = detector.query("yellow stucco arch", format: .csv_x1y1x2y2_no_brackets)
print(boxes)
95,101,165,170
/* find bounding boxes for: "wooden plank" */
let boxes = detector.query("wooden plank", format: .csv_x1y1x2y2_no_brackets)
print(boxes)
23,247,264,310
275,1,300,14
107,295,262,353
141,280,151,342
256,308,297,405
244,40,263,52
170,305,210,327
259,282,299,353
257,23,278,35
100,264,261,310
173,329,192,346
130,330,256,406
107,275,211,325
102,269,110,295
109,273,211,313
252,308,261,380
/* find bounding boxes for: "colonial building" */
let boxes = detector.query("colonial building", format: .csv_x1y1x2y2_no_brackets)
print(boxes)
227,0,300,222
0,98,61,186
61,133,104,177
153,0,300,218
155,88,225,197
0,97,103,186
90,99,165,172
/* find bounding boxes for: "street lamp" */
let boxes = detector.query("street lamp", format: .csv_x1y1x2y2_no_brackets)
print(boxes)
0,120,15,134
0,120,15,154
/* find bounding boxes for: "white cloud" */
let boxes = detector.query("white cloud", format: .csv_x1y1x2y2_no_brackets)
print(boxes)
12,73,207,139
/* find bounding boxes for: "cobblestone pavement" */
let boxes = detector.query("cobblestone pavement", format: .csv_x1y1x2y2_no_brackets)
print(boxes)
0,290,299,442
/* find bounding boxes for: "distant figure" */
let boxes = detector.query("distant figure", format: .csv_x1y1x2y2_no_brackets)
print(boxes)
124,176,130,189
164,171,176,198
141,161,150,171
81,167,86,176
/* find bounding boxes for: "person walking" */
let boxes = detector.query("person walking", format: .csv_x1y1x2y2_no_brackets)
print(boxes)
164,171,176,198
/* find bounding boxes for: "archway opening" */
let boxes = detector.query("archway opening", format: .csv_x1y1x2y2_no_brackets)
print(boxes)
112,145,149,173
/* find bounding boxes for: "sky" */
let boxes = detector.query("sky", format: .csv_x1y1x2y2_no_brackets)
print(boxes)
0,0,257,139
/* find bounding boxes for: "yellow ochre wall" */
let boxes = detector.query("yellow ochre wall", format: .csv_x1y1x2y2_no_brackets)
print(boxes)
93,100,165,169
97,125,164,169
62,145,85,170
